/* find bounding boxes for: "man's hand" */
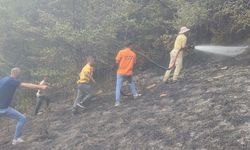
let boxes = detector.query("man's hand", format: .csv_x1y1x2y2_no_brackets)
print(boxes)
40,85,48,90
186,44,194,49
92,79,97,84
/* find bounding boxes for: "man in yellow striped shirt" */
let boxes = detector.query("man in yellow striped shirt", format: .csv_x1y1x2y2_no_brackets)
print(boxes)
72,56,96,114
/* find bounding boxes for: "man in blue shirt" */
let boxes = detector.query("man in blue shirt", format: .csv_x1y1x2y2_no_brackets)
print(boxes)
0,68,48,145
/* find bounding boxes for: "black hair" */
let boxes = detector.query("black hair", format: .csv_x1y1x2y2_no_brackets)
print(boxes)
126,41,134,47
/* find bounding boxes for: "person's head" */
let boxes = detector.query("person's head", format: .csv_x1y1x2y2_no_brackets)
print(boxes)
179,26,190,35
43,76,48,81
86,56,95,65
10,67,21,78
126,42,134,48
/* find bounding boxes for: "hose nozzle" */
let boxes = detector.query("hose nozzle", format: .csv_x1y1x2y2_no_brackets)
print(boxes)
187,44,195,49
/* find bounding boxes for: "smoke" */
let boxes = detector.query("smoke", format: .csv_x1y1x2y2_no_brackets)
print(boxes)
194,45,248,56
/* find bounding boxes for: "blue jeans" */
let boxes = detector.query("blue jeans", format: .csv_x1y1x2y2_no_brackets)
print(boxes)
0,107,26,139
115,74,138,103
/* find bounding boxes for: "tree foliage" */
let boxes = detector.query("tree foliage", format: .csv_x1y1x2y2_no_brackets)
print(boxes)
0,0,249,103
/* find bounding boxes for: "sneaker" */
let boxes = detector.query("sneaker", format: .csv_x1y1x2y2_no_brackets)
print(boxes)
79,100,84,105
12,138,24,145
164,79,169,84
72,108,78,115
133,94,142,99
37,112,43,115
171,80,177,84
115,102,120,107
76,103,85,109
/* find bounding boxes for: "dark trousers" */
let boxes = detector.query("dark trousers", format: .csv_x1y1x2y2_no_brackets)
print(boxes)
34,96,50,115
72,83,95,115
73,83,93,108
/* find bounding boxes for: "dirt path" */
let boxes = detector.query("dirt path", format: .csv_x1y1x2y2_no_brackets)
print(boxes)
1,57,250,150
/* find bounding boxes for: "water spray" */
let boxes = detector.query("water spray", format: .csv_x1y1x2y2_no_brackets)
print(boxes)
194,45,248,56
135,45,249,70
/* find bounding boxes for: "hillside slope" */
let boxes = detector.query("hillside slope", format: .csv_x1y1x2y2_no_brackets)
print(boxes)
1,53,250,150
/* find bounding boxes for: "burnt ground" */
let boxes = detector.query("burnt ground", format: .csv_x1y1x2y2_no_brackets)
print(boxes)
1,52,250,150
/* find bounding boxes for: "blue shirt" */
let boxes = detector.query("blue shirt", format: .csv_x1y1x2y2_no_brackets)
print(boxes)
0,76,21,109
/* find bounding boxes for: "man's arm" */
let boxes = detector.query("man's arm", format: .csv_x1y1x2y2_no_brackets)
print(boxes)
39,80,45,85
20,83,47,90
116,51,122,64
85,73,96,83
180,37,187,51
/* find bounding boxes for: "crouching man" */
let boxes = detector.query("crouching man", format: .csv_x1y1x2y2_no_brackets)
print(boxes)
0,68,48,145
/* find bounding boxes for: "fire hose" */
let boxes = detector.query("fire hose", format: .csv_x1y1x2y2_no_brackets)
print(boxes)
135,45,194,70
108,45,194,96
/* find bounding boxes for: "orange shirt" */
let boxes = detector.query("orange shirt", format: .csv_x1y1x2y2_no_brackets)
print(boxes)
116,48,136,75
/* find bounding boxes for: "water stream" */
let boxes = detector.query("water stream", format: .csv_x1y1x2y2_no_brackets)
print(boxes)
194,45,248,56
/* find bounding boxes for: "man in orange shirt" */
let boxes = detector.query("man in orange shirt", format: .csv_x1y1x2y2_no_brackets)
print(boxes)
115,42,140,106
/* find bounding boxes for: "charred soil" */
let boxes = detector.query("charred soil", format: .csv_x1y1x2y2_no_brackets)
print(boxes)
1,52,250,150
